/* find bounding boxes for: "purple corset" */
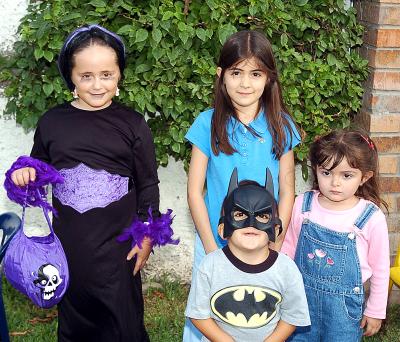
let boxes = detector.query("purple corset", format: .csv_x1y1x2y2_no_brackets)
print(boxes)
53,163,129,213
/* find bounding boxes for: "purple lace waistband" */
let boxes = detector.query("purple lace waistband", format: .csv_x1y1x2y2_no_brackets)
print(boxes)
53,163,129,214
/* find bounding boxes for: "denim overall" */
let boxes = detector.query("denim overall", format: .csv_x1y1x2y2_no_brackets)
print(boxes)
289,191,377,342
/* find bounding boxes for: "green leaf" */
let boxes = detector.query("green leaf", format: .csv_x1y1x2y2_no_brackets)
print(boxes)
327,53,338,66
162,11,174,21
178,31,189,44
135,29,149,43
89,0,106,7
136,64,151,73
60,12,81,21
195,28,207,42
152,28,162,44
43,51,54,62
34,48,44,60
171,143,180,153
43,83,54,96
178,22,186,32
117,25,133,35
295,0,309,6
280,33,288,47
218,24,237,45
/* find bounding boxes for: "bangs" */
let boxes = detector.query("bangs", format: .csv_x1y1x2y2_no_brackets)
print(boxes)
317,149,345,171
228,56,268,73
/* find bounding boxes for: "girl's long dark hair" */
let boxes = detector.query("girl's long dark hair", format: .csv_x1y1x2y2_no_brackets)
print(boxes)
211,30,297,159
309,129,388,211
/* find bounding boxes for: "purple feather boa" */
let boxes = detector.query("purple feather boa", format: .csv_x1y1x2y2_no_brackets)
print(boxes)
4,156,63,213
117,208,179,248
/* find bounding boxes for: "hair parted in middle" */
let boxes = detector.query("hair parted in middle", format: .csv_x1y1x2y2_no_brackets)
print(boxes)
57,24,126,91
309,129,387,211
211,30,297,159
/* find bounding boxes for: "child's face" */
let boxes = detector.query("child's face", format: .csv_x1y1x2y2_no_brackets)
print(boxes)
316,157,372,209
70,44,120,111
217,57,268,119
219,209,271,252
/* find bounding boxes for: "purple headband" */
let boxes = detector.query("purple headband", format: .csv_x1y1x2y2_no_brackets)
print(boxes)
63,24,125,55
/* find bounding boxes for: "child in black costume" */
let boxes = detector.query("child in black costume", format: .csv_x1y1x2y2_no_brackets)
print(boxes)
9,24,176,341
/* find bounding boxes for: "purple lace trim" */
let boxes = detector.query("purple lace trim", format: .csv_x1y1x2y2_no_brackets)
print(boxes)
53,163,128,214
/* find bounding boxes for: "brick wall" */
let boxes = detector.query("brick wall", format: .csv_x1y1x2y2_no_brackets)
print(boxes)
354,0,400,300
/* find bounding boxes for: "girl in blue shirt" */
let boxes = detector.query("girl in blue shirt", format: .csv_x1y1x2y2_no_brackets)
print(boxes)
183,30,300,341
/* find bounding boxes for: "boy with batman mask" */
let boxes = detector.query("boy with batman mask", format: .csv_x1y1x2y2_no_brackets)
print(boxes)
185,168,310,342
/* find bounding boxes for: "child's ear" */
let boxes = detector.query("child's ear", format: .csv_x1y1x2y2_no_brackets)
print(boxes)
216,67,222,78
361,171,374,186
218,224,227,240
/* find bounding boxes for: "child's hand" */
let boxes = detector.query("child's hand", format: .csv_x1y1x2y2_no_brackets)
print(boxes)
126,237,153,276
360,315,382,337
11,167,36,186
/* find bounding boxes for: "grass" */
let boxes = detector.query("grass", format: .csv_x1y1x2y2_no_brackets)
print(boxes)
2,276,188,341
2,276,400,341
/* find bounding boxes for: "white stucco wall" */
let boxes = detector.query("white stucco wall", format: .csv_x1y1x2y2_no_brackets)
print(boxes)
0,0,311,283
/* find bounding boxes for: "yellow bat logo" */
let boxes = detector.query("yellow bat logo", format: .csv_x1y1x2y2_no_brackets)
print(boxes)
211,285,282,328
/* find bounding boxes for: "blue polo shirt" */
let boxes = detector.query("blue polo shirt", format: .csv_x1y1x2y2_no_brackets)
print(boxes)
185,108,300,247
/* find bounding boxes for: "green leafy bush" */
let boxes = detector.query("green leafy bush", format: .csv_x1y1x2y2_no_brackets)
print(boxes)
0,0,368,169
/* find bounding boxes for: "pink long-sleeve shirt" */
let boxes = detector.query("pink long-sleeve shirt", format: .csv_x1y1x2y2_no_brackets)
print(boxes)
281,191,390,319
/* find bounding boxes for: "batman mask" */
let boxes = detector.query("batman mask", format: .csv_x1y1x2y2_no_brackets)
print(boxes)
219,168,282,241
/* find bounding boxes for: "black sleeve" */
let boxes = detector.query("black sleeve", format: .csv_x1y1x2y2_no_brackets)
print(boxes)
132,117,160,221
30,125,51,163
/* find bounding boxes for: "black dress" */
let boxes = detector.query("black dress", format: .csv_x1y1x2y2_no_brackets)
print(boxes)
31,101,159,342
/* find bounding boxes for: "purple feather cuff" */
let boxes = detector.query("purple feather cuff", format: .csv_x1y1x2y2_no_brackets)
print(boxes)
4,156,63,212
117,208,179,248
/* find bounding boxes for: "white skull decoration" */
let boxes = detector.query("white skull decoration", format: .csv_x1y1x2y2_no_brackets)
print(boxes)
33,264,63,300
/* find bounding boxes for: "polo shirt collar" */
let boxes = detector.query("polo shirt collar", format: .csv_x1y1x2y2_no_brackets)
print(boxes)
228,111,267,134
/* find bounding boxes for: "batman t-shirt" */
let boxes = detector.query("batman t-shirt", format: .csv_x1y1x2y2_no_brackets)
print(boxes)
185,247,310,341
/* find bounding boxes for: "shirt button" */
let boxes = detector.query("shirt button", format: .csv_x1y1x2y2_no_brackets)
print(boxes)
348,233,355,240
353,286,360,293
243,153,247,157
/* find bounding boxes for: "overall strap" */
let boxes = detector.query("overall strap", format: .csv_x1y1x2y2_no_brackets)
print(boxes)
353,203,378,230
301,191,314,214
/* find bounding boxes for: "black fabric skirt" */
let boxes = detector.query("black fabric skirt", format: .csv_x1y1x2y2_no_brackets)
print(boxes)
53,190,149,342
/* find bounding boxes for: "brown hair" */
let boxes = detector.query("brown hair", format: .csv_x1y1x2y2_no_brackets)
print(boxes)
309,129,388,211
211,30,297,159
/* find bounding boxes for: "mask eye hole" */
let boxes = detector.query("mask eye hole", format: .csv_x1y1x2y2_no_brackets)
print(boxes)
256,212,271,223
232,210,248,221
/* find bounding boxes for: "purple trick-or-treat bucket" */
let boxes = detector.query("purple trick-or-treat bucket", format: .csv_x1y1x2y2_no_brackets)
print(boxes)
4,206,69,309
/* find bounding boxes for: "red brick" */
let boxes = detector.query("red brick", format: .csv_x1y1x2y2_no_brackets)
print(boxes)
380,5,400,24
374,136,400,153
380,176,400,191
359,48,400,68
397,196,400,211
371,71,400,91
382,193,397,212
387,216,400,233
370,114,400,133
379,155,398,174
364,29,400,48
389,232,400,253
365,93,400,113
376,0,400,4
374,50,400,68
357,2,400,24
358,3,380,24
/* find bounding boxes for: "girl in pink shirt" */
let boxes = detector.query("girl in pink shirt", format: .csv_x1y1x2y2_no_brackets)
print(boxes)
282,130,389,342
